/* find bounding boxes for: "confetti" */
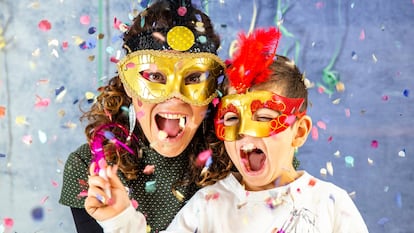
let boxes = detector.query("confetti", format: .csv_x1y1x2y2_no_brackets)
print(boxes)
196,149,212,167
395,192,402,208
38,130,48,144
370,140,378,148
403,89,410,97
15,116,29,126
344,108,351,117
0,106,5,118
381,95,389,101
145,181,157,193
143,165,155,175
131,199,139,209
316,121,326,130
22,135,33,145
3,218,13,228
372,53,378,63
326,161,333,176
38,20,52,31
398,149,406,157
80,15,91,25
311,126,318,140
359,29,365,40
31,206,44,221
344,156,354,167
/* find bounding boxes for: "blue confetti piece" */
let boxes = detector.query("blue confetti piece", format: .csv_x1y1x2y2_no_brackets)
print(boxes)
145,180,157,193
377,217,389,226
344,156,354,167
31,206,44,221
0,153,5,158
86,38,97,49
403,89,410,97
205,156,213,168
395,192,402,208
55,86,65,96
88,26,97,34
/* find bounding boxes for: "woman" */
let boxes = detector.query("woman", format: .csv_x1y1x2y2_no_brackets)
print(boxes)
59,1,233,232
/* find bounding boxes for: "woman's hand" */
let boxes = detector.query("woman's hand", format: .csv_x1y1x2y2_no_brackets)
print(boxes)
85,162,131,222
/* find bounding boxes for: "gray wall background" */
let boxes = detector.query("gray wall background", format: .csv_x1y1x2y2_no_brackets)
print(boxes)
0,0,413,232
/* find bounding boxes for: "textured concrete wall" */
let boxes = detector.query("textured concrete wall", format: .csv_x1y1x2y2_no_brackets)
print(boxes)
0,1,413,232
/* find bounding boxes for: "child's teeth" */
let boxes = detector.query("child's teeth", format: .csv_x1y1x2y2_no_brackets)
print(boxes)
241,143,255,152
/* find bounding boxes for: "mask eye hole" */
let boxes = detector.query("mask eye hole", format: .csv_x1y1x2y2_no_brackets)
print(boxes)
185,71,208,85
253,108,279,122
223,112,239,126
139,71,167,84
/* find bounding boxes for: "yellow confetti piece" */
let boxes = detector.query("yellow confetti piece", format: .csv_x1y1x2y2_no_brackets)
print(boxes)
146,225,151,233
336,81,345,92
172,189,185,202
332,98,341,104
32,48,41,57
333,150,341,157
72,36,84,45
15,116,29,126
85,91,95,100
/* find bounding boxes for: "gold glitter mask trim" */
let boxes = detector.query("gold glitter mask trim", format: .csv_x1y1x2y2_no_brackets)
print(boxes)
118,50,225,106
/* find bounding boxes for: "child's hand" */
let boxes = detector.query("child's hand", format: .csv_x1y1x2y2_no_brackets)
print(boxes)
85,162,131,221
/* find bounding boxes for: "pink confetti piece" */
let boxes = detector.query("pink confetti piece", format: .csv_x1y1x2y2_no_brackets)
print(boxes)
113,17,122,30
327,136,333,142
371,140,379,148
315,1,325,9
38,20,52,31
77,190,88,198
205,192,220,201
131,199,139,209
359,29,365,40
316,121,326,130
62,41,69,50
177,6,187,16
344,108,351,117
196,149,212,167
381,95,389,101
311,126,319,140
3,218,14,228
22,135,33,145
80,15,91,25
212,97,219,107
35,95,51,108
40,195,49,204
284,115,297,125
110,56,119,63
143,165,155,175
51,180,59,187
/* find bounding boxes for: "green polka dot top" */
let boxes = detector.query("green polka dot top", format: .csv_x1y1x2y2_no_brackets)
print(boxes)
59,143,199,232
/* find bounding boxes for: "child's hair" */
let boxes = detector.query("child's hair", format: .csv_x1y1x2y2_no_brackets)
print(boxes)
80,0,233,187
251,55,308,113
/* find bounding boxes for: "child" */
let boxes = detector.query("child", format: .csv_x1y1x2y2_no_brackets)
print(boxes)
60,1,232,232
85,27,369,233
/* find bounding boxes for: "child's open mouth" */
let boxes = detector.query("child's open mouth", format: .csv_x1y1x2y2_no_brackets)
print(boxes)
155,113,186,139
240,143,266,173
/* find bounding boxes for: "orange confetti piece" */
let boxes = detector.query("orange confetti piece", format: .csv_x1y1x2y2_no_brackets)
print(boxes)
0,106,5,118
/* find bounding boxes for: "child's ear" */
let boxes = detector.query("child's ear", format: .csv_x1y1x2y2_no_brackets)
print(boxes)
292,115,312,148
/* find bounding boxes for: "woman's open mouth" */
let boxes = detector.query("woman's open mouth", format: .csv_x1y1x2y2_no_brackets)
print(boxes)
155,113,186,139
240,143,266,173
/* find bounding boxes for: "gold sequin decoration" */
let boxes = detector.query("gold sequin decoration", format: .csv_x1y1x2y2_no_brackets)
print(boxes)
166,26,195,51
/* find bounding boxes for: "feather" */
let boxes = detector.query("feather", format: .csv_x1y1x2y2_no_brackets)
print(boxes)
226,27,281,93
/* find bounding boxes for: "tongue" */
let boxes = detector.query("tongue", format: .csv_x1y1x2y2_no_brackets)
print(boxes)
158,118,180,137
248,152,265,171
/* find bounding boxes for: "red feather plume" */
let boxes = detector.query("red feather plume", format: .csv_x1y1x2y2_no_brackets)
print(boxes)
226,27,281,93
